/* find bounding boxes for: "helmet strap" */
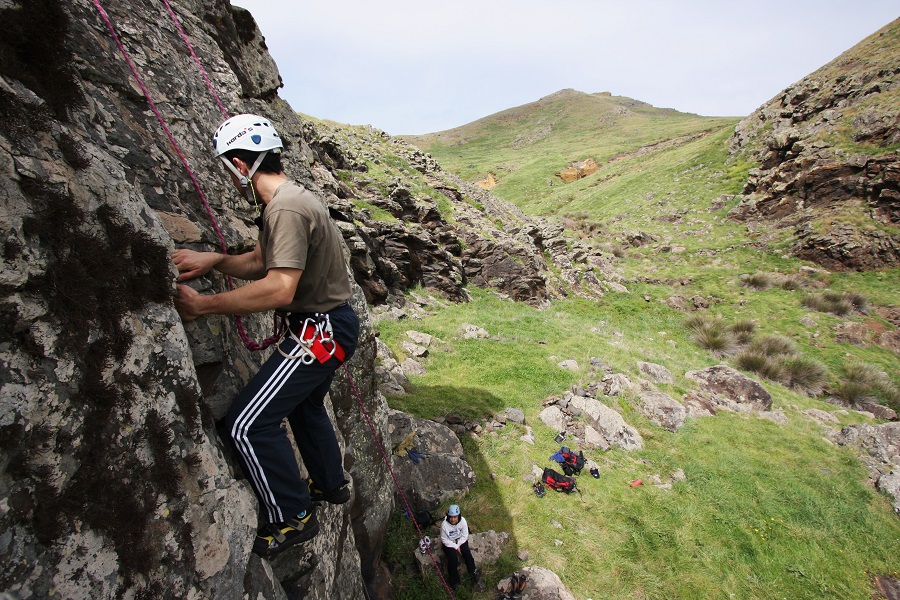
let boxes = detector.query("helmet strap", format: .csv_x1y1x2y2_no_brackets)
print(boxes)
220,152,269,215
219,150,270,188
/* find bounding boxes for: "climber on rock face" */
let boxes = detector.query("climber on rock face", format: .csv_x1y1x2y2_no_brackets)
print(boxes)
173,114,360,559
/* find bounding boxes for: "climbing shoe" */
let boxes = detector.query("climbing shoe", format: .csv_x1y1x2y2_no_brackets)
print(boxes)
309,478,351,505
252,507,319,558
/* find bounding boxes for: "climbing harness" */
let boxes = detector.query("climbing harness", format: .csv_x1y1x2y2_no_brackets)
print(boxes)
278,313,346,364
92,2,457,597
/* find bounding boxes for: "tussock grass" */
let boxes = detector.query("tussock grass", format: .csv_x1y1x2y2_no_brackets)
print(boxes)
748,334,797,357
729,319,757,344
843,291,870,314
831,381,877,405
693,326,737,357
802,291,865,316
684,314,737,357
779,355,828,393
779,274,806,290
844,361,886,384
832,362,900,412
734,350,771,374
741,272,774,291
735,350,784,382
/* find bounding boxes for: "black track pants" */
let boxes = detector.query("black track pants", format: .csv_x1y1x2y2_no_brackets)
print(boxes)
443,541,477,588
222,303,359,524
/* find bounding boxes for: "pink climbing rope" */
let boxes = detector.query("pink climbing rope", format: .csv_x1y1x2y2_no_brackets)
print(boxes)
344,366,457,599
91,0,283,351
94,4,456,596
160,0,230,120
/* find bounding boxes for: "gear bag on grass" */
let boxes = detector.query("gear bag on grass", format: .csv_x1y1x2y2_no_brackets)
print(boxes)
542,467,577,493
413,509,435,528
561,449,586,476
550,446,586,476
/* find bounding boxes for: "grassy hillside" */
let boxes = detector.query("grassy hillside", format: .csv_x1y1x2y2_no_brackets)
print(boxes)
403,89,740,217
365,88,900,599
379,285,900,600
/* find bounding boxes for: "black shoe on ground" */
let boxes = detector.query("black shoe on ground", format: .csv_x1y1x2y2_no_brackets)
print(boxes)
309,478,351,504
252,507,319,558
473,569,486,592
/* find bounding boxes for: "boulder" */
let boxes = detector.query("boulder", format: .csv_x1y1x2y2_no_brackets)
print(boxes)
876,471,900,516
801,408,840,426
388,410,476,509
835,422,900,466
501,407,526,424
685,365,773,411
583,425,611,451
405,330,434,347
520,426,535,445
401,358,427,376
538,406,569,432
401,341,429,358
682,390,718,418
636,391,686,432
602,373,634,396
637,361,675,384
459,324,490,339
414,530,510,578
856,401,898,421
497,566,576,600
557,359,579,371
567,397,643,451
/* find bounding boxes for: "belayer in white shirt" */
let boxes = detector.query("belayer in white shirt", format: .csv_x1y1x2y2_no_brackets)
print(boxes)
439,504,485,591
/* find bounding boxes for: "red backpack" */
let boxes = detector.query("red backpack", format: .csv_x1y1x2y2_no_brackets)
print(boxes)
542,467,577,493
560,450,586,476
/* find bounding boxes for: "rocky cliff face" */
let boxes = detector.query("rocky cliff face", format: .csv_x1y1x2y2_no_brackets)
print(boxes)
0,1,392,598
300,119,616,306
728,19,900,270
0,1,606,598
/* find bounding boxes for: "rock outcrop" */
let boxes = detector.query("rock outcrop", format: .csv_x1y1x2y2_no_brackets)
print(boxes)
685,365,774,412
835,422,900,515
728,18,900,271
387,410,476,510
0,1,388,598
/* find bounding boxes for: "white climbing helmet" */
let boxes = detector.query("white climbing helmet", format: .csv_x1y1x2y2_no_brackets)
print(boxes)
212,113,282,156
212,114,282,187
447,504,460,517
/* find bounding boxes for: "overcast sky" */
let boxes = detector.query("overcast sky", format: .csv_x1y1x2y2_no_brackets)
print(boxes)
229,1,898,135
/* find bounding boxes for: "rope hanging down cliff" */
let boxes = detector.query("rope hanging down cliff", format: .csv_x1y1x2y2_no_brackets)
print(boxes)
91,0,284,351
92,2,457,597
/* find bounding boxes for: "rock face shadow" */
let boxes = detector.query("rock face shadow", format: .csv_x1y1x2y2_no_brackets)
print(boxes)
384,385,522,594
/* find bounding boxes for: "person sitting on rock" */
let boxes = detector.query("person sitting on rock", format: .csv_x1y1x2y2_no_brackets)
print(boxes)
440,504,484,591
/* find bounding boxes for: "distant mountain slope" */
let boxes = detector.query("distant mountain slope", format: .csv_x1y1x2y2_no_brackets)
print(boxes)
402,89,739,215
728,18,900,271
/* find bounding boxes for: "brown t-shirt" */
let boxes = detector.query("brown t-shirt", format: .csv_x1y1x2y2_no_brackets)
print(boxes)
258,181,351,313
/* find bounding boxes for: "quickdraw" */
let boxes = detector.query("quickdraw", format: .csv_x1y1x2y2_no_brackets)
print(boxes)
278,313,346,364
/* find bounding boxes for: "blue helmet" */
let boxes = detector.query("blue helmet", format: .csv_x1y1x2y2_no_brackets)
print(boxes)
447,504,460,517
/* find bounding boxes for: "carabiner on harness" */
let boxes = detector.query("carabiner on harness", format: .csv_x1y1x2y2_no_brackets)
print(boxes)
277,313,340,363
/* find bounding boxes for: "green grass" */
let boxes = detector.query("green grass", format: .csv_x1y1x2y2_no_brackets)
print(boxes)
405,90,740,220
377,285,900,599
322,83,900,599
